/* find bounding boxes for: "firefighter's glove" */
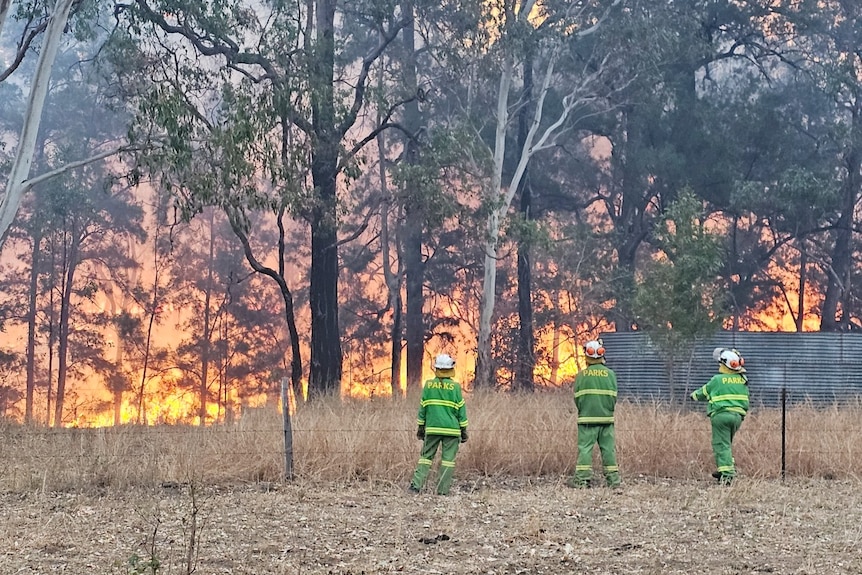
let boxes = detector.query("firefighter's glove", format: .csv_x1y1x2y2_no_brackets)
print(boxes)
460,428,469,443
416,425,425,440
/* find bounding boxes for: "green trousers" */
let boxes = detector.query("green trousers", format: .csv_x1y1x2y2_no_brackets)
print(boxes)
711,411,743,479
571,423,620,487
410,435,461,495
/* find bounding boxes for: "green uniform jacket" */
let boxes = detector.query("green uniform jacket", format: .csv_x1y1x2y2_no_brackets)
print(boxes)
574,363,618,424
691,372,749,418
417,377,468,437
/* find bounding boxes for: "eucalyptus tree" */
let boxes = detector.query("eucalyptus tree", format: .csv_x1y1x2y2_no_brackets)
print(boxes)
378,0,460,396
0,0,129,247
466,0,626,389
9,185,53,424
785,2,862,331
719,76,841,331
113,0,409,398
214,277,294,419
513,46,535,392
38,171,143,426
170,207,234,423
168,207,290,421
572,1,804,334
0,26,140,425
0,0,74,245
103,190,172,426
364,0,494,394
395,0,425,395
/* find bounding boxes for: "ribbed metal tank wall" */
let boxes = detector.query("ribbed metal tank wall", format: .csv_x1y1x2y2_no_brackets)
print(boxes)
601,331,862,405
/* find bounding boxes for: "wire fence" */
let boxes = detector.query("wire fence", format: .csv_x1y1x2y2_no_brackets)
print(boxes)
2,392,860,492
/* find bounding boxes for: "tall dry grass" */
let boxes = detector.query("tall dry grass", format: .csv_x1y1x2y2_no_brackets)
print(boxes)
1,391,859,491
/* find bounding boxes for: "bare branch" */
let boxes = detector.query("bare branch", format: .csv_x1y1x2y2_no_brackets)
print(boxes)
22,145,134,192
338,122,411,172
133,0,281,80
332,196,382,250
338,17,410,138
0,20,49,83
0,0,77,247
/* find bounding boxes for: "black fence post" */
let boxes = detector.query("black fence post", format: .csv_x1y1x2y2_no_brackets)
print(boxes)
781,386,787,481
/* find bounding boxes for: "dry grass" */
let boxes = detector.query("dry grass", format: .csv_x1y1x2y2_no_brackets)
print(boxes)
1,391,859,492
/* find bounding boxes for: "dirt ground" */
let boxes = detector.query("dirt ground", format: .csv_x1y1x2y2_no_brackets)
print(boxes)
2,475,861,575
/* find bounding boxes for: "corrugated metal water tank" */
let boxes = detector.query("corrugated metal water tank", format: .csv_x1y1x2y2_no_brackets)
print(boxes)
601,331,862,405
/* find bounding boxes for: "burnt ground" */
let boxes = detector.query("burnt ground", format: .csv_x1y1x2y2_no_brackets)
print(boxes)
2,476,861,574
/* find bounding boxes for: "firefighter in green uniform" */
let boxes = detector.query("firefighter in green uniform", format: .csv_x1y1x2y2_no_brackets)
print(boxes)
569,339,620,488
691,347,750,485
409,354,468,495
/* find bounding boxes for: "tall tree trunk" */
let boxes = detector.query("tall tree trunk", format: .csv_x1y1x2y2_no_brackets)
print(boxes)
476,39,588,388
515,50,535,393
821,120,860,331
0,0,75,248
25,231,42,425
46,240,57,424
380,187,403,398
104,289,125,426
475,58,515,390
137,223,163,425
220,319,234,422
112,322,124,426
476,228,500,389
199,209,215,424
401,0,425,394
550,291,561,387
278,278,304,403
53,232,79,427
229,208,304,404
136,295,158,425
376,101,403,398
796,239,807,332
404,213,423,391
610,106,649,332
308,0,342,396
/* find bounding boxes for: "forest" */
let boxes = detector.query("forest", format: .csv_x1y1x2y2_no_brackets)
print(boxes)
0,0,859,427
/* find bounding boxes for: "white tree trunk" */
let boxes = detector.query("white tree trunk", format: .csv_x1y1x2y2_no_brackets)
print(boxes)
0,0,75,247
474,0,622,388
475,50,566,388
475,58,514,388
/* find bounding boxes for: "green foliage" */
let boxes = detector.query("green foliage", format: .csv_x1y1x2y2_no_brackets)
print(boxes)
126,553,160,575
733,168,837,230
389,125,478,227
504,212,552,250
633,189,726,354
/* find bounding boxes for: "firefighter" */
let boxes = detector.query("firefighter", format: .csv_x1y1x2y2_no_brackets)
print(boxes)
569,339,621,488
691,347,750,485
408,354,468,495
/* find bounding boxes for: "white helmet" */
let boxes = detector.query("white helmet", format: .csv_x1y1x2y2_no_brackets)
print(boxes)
583,339,605,359
433,354,455,370
712,347,745,372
